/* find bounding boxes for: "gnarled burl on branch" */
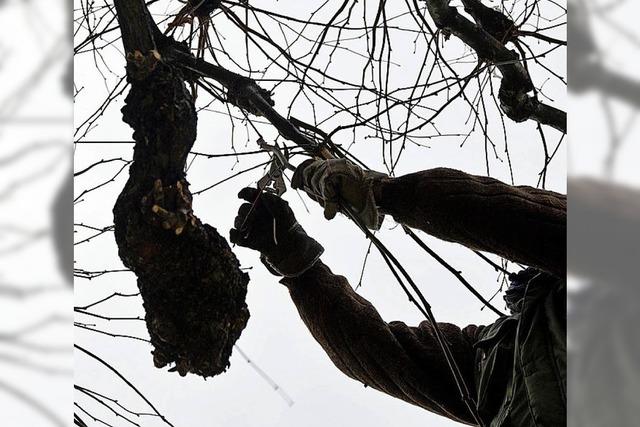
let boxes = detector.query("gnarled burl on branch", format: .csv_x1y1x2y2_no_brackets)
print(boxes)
112,0,249,378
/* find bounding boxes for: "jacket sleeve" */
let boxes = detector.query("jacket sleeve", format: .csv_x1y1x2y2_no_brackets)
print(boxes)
281,261,482,425
374,168,566,277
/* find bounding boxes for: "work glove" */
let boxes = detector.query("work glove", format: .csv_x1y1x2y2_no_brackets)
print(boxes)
291,158,386,230
230,187,324,277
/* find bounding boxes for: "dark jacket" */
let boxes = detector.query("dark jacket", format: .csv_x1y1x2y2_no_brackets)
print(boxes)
281,168,566,426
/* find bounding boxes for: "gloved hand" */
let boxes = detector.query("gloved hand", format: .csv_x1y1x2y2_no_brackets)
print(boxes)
291,158,386,230
230,187,324,277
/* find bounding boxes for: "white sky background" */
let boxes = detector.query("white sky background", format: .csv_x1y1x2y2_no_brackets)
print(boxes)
74,1,566,426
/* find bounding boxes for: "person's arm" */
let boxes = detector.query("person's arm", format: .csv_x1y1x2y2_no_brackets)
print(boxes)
281,260,482,425
293,161,566,277
374,168,566,277
229,188,482,424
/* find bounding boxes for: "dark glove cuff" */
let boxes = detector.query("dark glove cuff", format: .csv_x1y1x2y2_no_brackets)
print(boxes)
262,223,325,277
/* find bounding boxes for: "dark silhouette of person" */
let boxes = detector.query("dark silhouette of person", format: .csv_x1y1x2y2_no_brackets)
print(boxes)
231,160,566,426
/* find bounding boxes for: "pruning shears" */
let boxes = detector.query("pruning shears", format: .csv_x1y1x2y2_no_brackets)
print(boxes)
257,138,295,196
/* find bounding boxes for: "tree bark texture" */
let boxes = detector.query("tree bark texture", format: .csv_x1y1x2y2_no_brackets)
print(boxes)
112,0,249,378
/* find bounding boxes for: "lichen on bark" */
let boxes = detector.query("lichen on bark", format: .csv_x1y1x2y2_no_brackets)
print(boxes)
113,53,249,378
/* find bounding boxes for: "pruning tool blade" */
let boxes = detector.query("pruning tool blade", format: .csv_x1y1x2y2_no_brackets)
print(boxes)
257,138,291,196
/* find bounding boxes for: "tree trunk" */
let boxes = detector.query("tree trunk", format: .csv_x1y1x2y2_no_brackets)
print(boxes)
112,0,249,378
